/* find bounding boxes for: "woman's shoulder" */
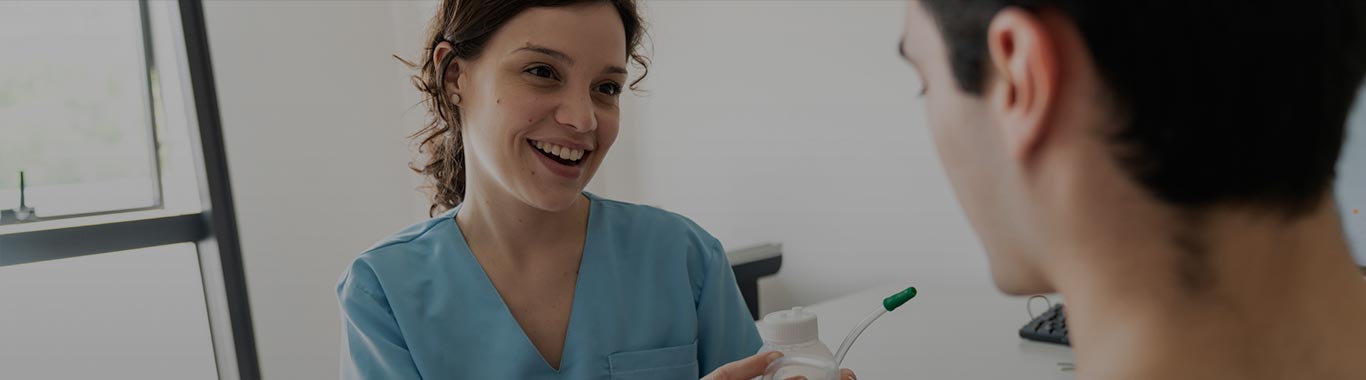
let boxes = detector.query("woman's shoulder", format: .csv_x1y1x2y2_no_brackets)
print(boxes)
360,211,458,260
367,211,457,252
588,193,726,258
591,193,714,235
339,211,460,292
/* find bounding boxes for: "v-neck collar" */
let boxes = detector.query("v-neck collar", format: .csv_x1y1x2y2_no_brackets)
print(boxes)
446,193,598,373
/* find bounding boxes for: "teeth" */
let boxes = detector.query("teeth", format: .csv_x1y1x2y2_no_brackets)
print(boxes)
532,140,586,162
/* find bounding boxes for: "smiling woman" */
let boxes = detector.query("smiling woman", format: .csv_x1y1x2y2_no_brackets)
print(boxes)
335,1,774,379
404,0,649,215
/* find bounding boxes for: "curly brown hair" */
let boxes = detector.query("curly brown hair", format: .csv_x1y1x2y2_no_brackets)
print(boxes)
403,0,650,216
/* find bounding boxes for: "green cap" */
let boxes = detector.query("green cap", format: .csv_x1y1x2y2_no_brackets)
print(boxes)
882,286,917,312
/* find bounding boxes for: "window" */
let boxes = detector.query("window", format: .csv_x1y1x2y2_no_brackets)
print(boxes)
0,1,161,220
0,1,259,379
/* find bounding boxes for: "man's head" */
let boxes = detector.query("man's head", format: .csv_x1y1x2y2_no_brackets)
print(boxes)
901,1,1366,294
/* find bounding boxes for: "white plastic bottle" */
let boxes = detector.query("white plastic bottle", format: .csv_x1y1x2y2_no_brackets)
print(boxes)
756,307,838,380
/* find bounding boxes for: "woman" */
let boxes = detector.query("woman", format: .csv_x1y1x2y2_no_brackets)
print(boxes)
336,1,813,378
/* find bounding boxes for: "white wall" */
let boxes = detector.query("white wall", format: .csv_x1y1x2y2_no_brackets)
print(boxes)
1339,86,1366,264
592,0,991,313
203,1,430,379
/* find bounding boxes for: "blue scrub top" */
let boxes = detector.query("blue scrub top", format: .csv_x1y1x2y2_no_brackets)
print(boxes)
337,193,763,379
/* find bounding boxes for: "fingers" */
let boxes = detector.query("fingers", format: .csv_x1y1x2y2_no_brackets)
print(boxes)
778,367,854,380
701,351,783,380
779,367,853,380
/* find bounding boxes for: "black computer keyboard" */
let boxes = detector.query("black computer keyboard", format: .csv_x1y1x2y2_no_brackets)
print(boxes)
1019,303,1069,345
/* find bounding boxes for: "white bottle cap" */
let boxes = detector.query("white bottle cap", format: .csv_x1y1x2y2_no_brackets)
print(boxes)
758,307,819,345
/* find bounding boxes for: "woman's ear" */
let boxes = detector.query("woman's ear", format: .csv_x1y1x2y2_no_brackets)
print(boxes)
985,7,1061,162
432,41,464,104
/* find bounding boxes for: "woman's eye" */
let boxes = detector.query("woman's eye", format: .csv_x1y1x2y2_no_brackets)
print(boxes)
596,82,622,96
525,65,557,79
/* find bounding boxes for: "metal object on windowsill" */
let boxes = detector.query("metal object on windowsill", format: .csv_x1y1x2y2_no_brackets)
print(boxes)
1,171,39,224
729,243,784,320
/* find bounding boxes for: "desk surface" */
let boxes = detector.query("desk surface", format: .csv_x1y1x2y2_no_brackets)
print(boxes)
801,282,1075,379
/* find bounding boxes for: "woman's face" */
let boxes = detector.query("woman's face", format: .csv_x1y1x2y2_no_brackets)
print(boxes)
444,3,627,211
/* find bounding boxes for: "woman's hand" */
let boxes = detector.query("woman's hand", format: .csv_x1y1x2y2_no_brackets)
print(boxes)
701,351,782,380
701,351,857,380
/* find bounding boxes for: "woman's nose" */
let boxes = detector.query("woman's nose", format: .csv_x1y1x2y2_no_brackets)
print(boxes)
554,90,598,133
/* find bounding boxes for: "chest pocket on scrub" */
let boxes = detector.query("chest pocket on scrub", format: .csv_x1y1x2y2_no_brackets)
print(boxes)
607,341,699,380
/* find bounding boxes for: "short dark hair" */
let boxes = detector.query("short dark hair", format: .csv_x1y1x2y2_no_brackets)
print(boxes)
922,0,1366,216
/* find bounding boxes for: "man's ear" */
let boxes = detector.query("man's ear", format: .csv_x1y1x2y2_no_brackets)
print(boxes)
432,41,465,104
985,8,1061,162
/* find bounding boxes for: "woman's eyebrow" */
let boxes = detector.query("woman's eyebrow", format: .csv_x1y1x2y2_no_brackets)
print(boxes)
515,43,627,76
515,43,573,66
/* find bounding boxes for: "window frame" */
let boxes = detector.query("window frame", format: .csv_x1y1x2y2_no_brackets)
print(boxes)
0,1,260,379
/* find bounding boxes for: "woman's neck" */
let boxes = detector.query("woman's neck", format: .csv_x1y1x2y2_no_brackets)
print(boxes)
455,183,590,263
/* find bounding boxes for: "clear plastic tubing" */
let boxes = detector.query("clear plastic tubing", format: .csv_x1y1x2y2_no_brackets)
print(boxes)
833,286,917,367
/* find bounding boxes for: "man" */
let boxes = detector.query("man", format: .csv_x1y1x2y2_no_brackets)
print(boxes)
710,1,1366,379
903,0,1366,379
